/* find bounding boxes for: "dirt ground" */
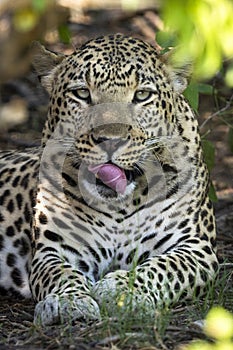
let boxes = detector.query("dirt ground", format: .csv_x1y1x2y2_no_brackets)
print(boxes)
0,4,232,350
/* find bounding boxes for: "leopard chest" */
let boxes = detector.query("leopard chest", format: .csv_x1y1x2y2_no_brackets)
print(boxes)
35,191,189,279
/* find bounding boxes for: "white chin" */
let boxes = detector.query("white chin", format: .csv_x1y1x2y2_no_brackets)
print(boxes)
81,179,136,202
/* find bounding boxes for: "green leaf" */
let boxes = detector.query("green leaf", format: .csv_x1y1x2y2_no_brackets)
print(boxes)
197,83,214,95
156,31,177,51
202,139,217,202
208,182,218,203
201,139,215,171
183,81,199,112
58,24,71,44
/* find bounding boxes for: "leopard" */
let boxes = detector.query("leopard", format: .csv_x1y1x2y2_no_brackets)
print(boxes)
0,34,218,326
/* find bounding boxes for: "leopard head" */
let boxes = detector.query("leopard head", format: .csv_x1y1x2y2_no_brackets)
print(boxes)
33,34,192,202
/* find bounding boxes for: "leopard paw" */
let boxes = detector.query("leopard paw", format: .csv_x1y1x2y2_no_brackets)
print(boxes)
34,294,100,326
93,270,156,316
92,270,131,309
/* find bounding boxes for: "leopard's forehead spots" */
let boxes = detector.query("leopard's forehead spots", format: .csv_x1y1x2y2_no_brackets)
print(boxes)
60,34,163,93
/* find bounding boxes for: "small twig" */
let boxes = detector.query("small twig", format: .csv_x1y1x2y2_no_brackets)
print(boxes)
200,93,233,130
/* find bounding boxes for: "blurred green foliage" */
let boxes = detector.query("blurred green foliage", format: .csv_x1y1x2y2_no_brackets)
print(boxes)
185,306,233,349
160,0,233,84
11,0,70,43
158,0,233,201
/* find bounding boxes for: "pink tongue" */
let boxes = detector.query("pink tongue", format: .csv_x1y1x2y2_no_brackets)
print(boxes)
88,164,127,194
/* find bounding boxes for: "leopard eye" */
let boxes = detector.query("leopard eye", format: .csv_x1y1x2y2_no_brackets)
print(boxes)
71,88,90,101
133,90,153,103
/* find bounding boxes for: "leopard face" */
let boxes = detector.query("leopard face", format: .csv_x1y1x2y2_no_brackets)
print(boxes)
36,34,192,203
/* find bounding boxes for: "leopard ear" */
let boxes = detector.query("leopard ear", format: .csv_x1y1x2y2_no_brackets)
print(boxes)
160,49,192,94
31,42,66,93
168,69,189,94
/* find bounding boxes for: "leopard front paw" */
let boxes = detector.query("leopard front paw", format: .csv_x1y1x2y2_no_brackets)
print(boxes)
92,270,156,316
92,270,133,311
34,294,100,326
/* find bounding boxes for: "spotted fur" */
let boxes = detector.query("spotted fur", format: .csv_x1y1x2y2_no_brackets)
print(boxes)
0,34,218,325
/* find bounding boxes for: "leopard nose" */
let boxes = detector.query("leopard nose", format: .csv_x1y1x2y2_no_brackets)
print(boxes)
91,135,127,155
91,136,108,145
